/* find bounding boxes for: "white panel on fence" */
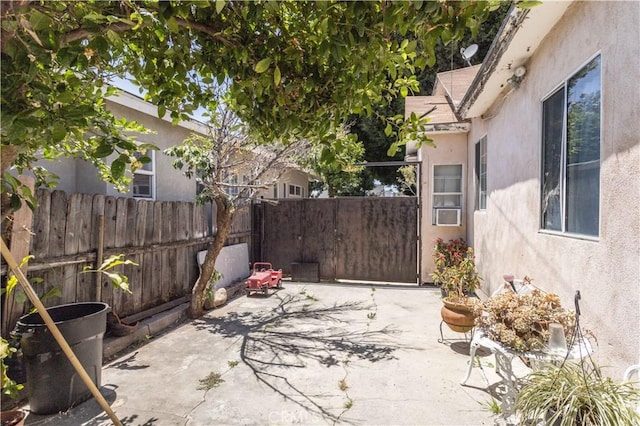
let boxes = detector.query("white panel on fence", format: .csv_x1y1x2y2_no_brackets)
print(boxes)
197,243,250,289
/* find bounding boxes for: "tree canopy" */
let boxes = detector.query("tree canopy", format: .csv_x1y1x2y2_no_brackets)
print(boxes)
1,0,500,217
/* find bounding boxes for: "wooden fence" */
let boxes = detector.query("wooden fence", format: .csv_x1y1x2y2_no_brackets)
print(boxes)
1,189,253,333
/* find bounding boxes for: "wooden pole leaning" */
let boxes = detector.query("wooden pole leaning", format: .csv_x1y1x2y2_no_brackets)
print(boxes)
0,238,122,426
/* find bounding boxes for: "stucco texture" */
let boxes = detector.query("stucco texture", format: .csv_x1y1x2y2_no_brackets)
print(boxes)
468,1,640,375
419,132,468,279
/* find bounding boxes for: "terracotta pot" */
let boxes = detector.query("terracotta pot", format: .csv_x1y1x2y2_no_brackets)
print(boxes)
1,410,25,426
441,298,477,333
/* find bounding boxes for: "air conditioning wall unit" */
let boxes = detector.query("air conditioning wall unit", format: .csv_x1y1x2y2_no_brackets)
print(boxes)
435,208,461,226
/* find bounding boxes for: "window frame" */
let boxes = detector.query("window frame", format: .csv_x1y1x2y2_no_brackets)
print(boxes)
475,135,487,211
132,150,155,200
227,173,239,197
539,53,602,239
432,163,463,226
287,183,303,198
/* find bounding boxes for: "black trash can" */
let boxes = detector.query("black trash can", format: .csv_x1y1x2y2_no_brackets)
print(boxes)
15,302,109,414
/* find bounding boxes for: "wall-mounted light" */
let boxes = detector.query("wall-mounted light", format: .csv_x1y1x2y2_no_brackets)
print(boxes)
507,65,527,89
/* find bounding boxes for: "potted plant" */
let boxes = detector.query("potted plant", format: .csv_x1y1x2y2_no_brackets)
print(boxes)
515,360,640,425
432,239,483,332
474,287,575,352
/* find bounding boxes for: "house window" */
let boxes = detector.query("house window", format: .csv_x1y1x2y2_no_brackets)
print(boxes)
288,184,303,198
228,174,239,197
133,151,154,199
475,136,487,210
541,55,601,237
433,164,462,226
273,183,278,198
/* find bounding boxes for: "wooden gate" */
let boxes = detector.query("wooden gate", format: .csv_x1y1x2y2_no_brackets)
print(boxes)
257,197,418,283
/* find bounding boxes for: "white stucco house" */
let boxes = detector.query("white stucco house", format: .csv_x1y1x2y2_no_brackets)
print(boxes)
38,90,312,202
406,1,639,375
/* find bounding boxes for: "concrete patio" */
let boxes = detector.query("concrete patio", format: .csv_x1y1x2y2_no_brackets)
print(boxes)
22,282,525,426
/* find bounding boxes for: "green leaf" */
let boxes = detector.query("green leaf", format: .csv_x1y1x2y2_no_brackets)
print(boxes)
137,155,152,164
274,65,281,87
254,57,272,73
216,0,226,14
40,286,62,301
166,17,179,33
5,275,18,296
29,10,52,31
384,123,393,137
387,143,399,157
93,143,114,158
111,159,126,180
518,1,543,9
51,123,67,142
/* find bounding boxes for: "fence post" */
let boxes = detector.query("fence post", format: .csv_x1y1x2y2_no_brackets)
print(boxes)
1,175,34,336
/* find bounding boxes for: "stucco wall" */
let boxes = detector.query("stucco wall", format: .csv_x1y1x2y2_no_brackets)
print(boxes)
33,96,199,201
104,100,198,202
257,168,310,199
468,1,640,374
419,132,468,280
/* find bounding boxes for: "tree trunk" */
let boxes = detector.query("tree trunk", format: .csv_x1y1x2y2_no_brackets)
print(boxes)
188,196,235,318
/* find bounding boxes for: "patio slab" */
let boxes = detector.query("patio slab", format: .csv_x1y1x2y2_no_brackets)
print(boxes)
21,282,524,426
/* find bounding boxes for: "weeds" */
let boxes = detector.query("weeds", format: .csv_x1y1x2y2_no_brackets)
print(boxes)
197,371,224,391
480,398,502,415
228,360,239,368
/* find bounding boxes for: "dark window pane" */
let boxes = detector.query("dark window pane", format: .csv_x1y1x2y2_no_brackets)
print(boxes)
541,88,565,231
133,174,152,198
566,56,600,236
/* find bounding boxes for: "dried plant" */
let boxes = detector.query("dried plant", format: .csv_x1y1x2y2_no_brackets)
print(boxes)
474,289,575,352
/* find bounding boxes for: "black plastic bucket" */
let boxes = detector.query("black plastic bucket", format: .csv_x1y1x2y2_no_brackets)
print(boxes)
15,302,109,414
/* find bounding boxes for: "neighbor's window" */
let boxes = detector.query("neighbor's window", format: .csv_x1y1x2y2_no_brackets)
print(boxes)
288,184,303,198
133,151,155,199
227,173,239,197
541,55,601,237
433,164,462,225
475,136,487,210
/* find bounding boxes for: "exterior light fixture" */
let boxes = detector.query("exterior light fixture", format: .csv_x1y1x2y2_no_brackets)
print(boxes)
507,65,527,89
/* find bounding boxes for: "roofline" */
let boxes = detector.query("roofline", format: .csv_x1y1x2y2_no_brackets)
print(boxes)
456,4,528,119
457,1,574,119
107,90,210,135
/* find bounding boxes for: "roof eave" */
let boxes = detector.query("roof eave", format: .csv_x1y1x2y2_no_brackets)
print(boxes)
405,122,470,154
457,1,574,119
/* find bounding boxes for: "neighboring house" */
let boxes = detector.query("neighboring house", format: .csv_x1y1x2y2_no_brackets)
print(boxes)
406,1,639,374
36,91,207,202
36,91,311,201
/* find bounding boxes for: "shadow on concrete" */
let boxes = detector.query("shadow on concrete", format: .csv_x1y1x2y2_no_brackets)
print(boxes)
24,385,159,426
193,293,400,423
107,351,150,371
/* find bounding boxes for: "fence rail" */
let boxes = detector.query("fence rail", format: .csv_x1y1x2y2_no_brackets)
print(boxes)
1,189,252,333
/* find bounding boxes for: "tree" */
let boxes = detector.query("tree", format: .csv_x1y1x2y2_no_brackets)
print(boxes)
348,2,511,190
305,127,372,197
164,101,310,317
1,0,500,318
1,0,498,222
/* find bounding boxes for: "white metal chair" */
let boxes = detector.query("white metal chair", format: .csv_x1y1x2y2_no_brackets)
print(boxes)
624,364,640,381
623,364,640,415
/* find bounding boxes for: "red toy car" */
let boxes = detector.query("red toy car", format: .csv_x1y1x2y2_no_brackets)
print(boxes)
245,262,283,295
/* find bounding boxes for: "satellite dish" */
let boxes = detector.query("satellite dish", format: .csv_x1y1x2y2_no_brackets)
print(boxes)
460,44,478,66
